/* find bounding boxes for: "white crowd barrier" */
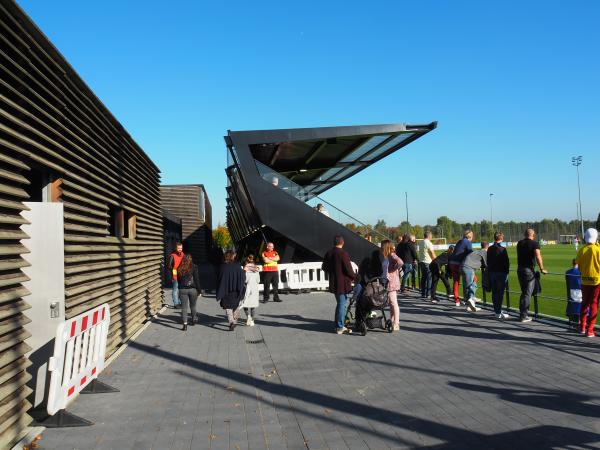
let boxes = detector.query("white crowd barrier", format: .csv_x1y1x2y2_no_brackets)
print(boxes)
257,261,358,292
46,303,111,415
285,262,329,290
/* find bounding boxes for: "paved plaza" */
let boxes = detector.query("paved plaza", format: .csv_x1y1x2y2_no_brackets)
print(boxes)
38,290,600,449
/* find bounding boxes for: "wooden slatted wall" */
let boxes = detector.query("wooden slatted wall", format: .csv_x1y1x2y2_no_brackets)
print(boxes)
0,1,163,446
160,185,212,263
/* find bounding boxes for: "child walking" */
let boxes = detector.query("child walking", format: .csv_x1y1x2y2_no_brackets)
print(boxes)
242,255,260,326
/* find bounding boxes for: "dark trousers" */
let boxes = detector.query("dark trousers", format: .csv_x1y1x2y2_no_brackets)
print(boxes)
419,262,432,298
430,264,450,299
490,272,507,314
263,271,280,301
179,288,198,324
517,267,535,317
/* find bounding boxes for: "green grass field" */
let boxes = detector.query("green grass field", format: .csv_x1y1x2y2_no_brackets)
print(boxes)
458,244,578,319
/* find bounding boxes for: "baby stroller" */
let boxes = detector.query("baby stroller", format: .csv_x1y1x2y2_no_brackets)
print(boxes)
354,277,392,336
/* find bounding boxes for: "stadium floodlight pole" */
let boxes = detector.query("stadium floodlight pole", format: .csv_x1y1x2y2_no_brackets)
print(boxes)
405,191,409,233
489,193,494,230
571,156,584,237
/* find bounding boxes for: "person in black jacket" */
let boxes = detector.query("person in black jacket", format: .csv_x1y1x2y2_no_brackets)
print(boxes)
396,234,418,293
216,250,246,331
430,245,454,302
487,231,510,319
177,254,202,331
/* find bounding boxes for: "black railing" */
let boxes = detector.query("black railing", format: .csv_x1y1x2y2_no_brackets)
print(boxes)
414,265,579,325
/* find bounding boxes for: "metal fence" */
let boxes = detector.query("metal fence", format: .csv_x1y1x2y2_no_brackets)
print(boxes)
414,266,578,325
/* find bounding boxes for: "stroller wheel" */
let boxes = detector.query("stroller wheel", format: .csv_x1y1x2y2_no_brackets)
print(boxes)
385,319,393,333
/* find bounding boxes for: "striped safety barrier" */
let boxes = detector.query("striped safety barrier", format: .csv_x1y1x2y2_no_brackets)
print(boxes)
46,303,111,416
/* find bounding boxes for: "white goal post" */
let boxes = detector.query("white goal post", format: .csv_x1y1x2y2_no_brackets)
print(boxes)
559,234,576,244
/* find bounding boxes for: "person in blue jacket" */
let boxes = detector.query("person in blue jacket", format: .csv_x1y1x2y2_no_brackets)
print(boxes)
566,258,582,330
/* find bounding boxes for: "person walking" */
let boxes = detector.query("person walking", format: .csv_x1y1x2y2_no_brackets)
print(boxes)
396,234,418,293
418,231,436,299
460,241,489,312
487,232,510,319
217,250,247,331
167,242,184,308
516,228,548,323
449,230,474,307
381,240,403,331
576,228,600,337
322,235,355,334
177,253,202,331
430,245,453,303
261,242,282,303
242,255,260,326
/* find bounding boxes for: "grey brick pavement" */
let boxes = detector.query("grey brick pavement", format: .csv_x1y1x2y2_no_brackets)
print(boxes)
37,290,600,449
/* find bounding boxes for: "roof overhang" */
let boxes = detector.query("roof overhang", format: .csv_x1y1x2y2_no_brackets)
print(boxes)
227,122,437,197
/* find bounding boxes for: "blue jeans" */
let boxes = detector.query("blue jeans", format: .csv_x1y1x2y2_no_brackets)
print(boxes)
490,272,508,314
172,280,181,306
460,266,477,301
401,263,413,291
419,262,432,297
335,294,348,330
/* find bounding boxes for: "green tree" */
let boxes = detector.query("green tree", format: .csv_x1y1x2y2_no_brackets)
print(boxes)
212,224,232,249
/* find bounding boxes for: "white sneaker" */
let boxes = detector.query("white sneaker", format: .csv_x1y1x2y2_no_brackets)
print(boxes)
496,312,509,320
249,317,255,327
246,316,252,326
467,298,477,312
336,327,352,335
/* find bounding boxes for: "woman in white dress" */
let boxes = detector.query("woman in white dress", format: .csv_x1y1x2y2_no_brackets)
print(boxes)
242,255,261,326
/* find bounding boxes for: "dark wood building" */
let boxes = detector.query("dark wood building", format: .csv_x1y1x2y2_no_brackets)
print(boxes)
160,185,213,266
0,1,163,446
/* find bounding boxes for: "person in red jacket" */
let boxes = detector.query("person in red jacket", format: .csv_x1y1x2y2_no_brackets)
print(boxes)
261,242,281,303
168,242,184,308
322,235,355,334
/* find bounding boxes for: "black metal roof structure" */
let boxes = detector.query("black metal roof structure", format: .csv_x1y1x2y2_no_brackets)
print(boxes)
224,123,437,265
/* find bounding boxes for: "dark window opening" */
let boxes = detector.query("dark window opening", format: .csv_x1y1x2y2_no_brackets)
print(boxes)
109,207,136,239
25,168,49,202
25,169,62,203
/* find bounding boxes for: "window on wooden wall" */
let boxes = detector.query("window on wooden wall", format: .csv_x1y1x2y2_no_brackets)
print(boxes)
26,169,62,202
109,207,136,239
109,207,125,237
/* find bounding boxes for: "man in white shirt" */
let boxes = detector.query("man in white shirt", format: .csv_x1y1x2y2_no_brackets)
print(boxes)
418,231,436,298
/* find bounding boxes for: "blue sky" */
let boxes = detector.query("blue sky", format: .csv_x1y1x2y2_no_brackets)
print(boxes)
18,0,600,227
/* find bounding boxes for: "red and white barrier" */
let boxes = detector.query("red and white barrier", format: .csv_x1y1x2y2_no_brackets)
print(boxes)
46,303,110,416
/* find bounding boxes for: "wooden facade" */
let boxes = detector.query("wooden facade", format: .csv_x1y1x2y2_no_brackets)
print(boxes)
0,1,163,447
160,185,212,265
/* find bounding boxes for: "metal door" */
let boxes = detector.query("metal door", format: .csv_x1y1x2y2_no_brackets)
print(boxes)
21,202,65,408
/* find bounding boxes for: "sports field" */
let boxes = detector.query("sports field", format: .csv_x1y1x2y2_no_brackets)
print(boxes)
461,244,578,319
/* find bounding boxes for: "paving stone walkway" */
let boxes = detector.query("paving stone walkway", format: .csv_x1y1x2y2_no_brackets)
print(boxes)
38,290,600,449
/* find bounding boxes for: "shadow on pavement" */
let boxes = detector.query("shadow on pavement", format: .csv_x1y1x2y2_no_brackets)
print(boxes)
129,340,600,448
448,381,600,419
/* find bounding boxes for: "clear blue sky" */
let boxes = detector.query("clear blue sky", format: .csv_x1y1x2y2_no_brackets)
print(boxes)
19,0,600,227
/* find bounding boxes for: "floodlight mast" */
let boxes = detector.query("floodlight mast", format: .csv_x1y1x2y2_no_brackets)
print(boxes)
571,156,584,238
489,193,494,230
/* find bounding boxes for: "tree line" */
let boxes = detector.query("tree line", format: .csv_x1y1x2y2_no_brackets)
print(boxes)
346,214,600,244
215,213,600,249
